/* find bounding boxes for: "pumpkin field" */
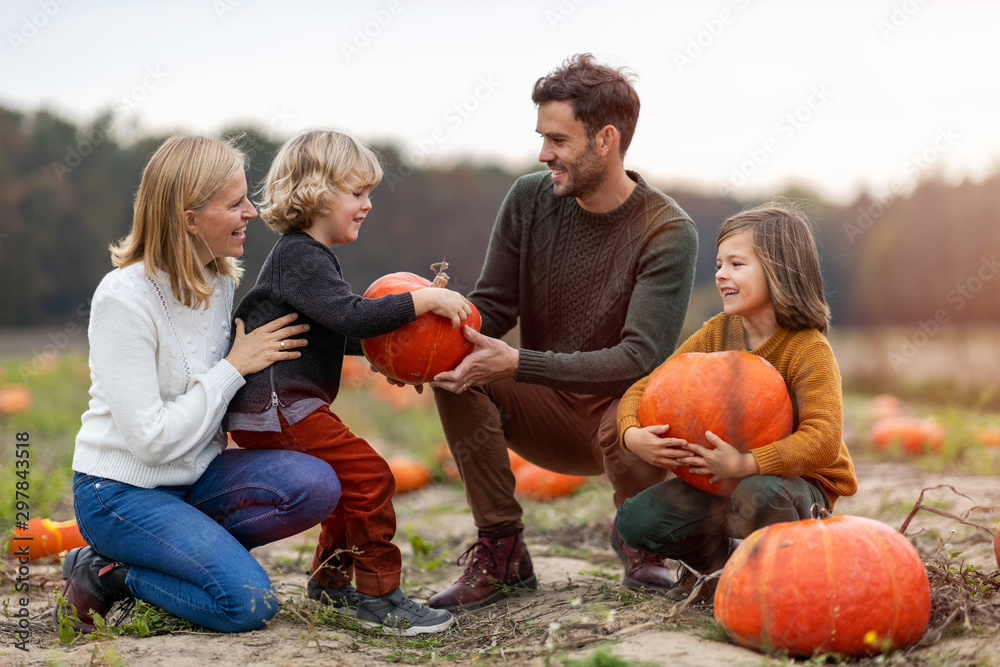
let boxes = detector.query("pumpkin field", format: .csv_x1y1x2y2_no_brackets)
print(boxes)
2,326,1000,667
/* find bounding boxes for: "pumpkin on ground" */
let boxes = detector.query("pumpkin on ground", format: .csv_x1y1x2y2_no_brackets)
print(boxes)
9,517,88,561
386,455,432,494
514,462,586,501
361,263,481,385
637,351,793,496
0,384,32,416
714,514,930,658
869,416,945,455
971,427,1000,449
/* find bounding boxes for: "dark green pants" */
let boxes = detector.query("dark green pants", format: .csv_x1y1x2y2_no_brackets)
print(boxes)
616,475,830,571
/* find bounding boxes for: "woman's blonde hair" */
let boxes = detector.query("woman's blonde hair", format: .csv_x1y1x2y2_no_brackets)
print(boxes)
111,135,245,308
717,199,831,333
258,129,383,233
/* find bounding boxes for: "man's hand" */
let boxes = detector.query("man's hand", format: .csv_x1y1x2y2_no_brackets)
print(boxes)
430,326,518,393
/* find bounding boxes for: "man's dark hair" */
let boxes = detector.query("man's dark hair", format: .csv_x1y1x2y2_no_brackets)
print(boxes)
531,53,640,157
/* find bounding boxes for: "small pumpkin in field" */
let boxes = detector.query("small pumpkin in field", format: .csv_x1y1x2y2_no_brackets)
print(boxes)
638,351,793,496
387,455,432,494
361,262,481,385
971,427,1000,449
869,416,945,455
514,462,586,501
0,384,32,416
714,514,930,658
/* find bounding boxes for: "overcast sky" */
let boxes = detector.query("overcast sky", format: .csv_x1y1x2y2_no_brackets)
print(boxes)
2,0,997,203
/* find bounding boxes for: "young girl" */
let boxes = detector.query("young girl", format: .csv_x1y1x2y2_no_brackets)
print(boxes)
227,130,468,635
615,201,857,603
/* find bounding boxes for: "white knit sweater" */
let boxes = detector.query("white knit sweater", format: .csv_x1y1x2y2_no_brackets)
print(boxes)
73,263,246,488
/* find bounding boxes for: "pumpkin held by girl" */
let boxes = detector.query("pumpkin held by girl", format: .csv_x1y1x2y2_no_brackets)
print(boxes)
637,351,793,496
361,262,481,385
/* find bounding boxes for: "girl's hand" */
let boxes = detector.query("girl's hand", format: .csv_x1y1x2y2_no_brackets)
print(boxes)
681,431,760,483
623,424,690,469
411,287,472,328
226,314,309,376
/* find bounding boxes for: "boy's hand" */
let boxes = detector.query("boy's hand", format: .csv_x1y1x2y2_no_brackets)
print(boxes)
623,425,689,469
681,431,760,483
412,287,472,328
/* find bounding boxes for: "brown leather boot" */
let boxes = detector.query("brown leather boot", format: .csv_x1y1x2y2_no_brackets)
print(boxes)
54,547,133,634
610,517,676,592
427,527,537,612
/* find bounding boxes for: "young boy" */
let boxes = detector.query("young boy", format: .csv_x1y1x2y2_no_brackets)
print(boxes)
227,130,469,635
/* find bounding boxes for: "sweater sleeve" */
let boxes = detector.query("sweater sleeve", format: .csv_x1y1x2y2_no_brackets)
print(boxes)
750,336,845,479
467,185,523,340
275,240,415,339
616,319,713,447
88,290,245,468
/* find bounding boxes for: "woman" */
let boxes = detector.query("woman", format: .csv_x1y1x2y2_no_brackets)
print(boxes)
56,135,341,634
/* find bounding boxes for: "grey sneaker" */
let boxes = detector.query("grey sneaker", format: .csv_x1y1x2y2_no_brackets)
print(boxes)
307,579,361,617
355,588,456,636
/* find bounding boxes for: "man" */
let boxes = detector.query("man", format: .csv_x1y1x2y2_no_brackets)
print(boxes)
428,53,699,611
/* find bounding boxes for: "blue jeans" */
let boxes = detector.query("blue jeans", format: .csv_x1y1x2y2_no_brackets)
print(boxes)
72,449,340,632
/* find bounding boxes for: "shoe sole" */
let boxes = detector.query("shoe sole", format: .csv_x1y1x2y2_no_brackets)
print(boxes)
431,573,539,613
354,612,456,636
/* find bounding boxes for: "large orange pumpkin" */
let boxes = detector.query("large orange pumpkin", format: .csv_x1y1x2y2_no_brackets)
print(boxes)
361,263,481,385
869,416,945,455
637,351,793,496
714,514,930,658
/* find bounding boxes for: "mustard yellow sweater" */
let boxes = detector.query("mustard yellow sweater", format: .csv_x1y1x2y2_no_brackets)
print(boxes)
617,313,857,506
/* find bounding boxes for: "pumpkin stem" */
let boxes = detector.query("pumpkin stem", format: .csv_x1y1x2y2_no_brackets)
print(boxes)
810,503,833,520
430,259,450,288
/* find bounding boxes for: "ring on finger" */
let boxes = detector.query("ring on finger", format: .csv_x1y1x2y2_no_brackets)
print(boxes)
280,341,285,349
461,383,468,392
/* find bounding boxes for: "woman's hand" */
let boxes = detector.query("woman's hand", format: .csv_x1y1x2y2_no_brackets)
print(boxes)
226,313,309,376
623,425,689,469
411,287,473,329
681,431,760,483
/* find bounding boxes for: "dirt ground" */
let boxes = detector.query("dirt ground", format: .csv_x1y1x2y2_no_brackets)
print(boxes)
3,460,999,667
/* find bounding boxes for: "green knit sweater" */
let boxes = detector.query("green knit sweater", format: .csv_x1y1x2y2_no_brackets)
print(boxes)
618,313,858,505
469,170,698,397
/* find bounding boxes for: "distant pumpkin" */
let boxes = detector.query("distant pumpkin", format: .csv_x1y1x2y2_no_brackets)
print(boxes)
0,384,32,416
870,393,904,421
514,462,586,501
387,455,432,494
869,416,945,454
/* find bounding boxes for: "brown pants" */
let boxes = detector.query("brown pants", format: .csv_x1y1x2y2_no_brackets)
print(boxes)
433,378,670,530
231,406,400,596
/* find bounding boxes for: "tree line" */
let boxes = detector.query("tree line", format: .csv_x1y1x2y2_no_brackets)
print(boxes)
1,104,998,331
